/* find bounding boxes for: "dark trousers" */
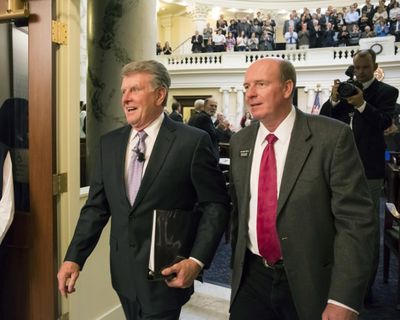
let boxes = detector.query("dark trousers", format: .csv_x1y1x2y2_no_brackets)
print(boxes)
118,293,181,320
230,250,299,320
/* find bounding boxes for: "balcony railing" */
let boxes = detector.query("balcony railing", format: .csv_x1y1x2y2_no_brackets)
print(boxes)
157,37,399,72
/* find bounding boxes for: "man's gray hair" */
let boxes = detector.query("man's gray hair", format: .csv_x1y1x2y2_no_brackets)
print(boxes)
194,99,205,111
121,60,171,106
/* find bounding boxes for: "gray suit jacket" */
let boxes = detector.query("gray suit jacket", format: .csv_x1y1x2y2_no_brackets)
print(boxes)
230,109,375,320
65,116,229,313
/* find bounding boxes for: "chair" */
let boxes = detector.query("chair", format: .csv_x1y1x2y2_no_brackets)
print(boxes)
383,202,400,310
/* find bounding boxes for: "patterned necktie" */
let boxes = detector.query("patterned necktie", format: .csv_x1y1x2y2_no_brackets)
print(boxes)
257,133,281,264
127,131,147,206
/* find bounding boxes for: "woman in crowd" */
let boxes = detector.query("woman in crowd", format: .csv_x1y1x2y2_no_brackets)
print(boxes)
162,41,172,55
225,32,236,52
203,22,213,47
247,32,259,51
236,31,248,51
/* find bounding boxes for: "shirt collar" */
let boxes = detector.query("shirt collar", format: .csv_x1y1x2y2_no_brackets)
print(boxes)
258,106,296,145
361,77,375,90
130,112,164,143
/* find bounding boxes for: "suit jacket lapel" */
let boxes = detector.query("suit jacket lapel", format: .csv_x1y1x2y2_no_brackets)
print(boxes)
117,126,132,206
130,117,176,213
237,123,259,221
277,110,312,215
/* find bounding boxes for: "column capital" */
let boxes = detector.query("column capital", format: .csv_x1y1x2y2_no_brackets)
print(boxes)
219,87,232,93
187,2,210,20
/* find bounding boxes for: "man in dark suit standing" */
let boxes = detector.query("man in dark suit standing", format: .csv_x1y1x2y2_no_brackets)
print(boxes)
191,30,203,53
320,49,398,302
229,57,375,320
188,97,219,157
168,101,183,122
57,60,229,320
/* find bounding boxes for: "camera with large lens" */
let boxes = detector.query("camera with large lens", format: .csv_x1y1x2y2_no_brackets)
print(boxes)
337,65,363,99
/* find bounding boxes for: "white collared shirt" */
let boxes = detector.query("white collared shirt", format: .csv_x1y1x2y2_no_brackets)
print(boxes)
248,106,296,255
0,152,15,244
124,113,164,189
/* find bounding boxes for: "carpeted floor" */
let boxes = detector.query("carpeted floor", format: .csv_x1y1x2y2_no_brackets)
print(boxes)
204,205,400,319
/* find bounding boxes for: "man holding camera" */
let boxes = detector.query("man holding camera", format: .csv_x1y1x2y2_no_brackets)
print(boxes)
320,49,399,304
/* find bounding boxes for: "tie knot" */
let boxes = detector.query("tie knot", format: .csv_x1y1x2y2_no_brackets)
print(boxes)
266,134,278,145
137,131,147,141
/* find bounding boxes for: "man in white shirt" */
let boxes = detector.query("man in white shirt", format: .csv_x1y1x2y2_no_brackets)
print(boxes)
229,57,375,320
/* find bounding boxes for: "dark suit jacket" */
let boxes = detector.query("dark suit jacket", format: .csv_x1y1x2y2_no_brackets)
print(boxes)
65,116,229,313
188,111,219,157
320,79,398,179
168,110,183,122
191,35,204,52
230,109,375,320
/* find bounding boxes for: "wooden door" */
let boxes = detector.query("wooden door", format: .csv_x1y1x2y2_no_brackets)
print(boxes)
0,1,57,319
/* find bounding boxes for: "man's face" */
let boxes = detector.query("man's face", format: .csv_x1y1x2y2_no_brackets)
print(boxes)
243,59,293,126
353,54,377,82
204,100,217,116
121,72,165,130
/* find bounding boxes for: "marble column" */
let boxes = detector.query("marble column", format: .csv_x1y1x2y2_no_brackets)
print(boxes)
219,87,231,120
234,87,245,129
303,87,316,114
189,2,209,34
86,0,156,179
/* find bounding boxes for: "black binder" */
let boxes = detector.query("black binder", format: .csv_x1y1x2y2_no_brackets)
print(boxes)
148,209,200,281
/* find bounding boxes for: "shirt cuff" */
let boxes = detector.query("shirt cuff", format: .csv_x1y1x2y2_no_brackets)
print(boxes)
355,100,366,113
327,299,359,315
189,257,204,269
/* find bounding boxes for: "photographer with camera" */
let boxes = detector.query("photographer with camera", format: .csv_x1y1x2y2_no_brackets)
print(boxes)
320,49,399,305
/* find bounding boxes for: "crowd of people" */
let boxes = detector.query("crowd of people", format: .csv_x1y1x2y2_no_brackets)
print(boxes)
157,0,400,54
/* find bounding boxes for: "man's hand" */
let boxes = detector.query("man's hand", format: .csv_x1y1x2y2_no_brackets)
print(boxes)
161,258,202,289
57,261,81,298
346,87,364,109
322,303,358,320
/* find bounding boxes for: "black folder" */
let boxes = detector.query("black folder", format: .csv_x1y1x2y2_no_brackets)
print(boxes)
148,209,200,281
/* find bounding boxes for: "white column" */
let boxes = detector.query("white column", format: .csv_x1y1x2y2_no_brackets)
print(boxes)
320,88,331,106
188,2,209,34
234,87,245,129
159,15,172,44
219,87,231,120
303,87,316,114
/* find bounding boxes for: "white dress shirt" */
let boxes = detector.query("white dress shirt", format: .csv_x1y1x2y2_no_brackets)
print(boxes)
0,152,15,244
248,106,295,255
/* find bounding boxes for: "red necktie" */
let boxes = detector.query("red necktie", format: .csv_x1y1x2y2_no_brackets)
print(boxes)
257,133,281,264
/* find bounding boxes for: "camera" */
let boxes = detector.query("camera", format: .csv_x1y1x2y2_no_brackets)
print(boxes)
337,65,363,99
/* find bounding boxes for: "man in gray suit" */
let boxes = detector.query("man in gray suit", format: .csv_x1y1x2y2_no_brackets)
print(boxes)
57,60,229,320
229,58,375,320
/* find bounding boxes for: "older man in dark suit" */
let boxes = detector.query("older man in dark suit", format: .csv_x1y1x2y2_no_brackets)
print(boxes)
57,60,229,320
229,57,375,320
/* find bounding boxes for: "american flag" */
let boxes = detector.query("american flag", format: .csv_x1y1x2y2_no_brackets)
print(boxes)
311,92,321,115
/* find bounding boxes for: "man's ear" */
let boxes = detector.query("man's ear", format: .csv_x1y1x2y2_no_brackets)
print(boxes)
156,87,167,106
283,80,294,99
